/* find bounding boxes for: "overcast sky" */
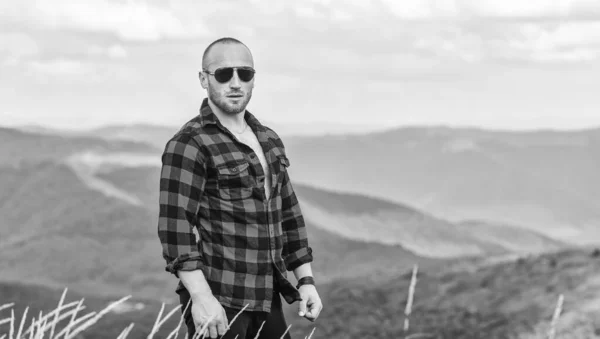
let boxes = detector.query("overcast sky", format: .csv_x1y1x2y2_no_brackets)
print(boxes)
1,0,600,131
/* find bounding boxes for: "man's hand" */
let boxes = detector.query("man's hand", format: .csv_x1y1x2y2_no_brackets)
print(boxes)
298,285,323,322
191,295,228,339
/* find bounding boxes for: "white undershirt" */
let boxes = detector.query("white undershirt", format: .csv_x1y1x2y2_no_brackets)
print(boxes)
234,127,272,200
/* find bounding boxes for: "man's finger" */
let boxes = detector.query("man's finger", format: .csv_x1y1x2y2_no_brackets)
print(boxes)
298,298,307,317
208,324,218,339
222,308,229,328
307,300,323,320
217,321,227,336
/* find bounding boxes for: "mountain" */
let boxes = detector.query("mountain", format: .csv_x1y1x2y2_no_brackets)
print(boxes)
284,247,600,339
0,159,433,300
12,119,390,150
0,161,172,300
0,124,569,300
85,123,181,149
95,165,441,284
283,126,600,245
0,126,158,167
1,125,596,338
293,184,565,258
0,126,434,300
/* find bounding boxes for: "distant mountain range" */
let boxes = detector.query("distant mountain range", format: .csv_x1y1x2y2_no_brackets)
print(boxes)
20,122,597,245
0,125,568,302
15,119,389,149
283,126,600,245
293,184,564,258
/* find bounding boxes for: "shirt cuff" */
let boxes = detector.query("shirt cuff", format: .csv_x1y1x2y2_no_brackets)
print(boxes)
284,247,313,272
165,254,203,277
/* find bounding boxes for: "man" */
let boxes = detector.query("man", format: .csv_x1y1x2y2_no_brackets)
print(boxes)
158,37,323,339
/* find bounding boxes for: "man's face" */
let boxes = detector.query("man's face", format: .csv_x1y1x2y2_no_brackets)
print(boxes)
201,43,255,115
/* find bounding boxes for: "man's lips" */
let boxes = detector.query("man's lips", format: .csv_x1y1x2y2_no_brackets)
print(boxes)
227,94,243,98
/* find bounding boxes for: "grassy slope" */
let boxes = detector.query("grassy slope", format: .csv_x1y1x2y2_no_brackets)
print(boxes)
4,248,600,339
285,247,600,339
0,161,437,302
0,282,182,339
97,165,441,283
0,162,174,301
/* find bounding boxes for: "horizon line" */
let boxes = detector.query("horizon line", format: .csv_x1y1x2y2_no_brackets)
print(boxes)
2,121,600,134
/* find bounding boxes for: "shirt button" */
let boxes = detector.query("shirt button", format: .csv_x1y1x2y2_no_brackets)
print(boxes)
232,168,238,172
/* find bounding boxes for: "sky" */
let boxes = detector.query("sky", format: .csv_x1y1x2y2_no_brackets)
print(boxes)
1,0,600,131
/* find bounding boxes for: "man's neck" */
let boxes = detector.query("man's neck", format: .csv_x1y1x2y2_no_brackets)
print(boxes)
207,99,246,131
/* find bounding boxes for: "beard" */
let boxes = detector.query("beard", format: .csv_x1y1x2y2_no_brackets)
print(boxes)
208,84,253,115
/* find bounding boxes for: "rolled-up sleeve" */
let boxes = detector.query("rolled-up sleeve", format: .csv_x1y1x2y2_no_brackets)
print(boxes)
280,160,313,271
158,133,206,276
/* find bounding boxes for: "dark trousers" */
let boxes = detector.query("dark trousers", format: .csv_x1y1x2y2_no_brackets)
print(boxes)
179,289,292,339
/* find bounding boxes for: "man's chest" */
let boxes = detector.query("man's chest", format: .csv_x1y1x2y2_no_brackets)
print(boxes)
199,128,287,201
235,129,271,176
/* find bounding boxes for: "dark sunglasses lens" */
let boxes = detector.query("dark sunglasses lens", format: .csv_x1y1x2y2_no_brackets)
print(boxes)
237,69,255,82
214,68,234,83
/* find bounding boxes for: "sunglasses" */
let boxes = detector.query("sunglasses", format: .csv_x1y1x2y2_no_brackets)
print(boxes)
202,67,256,83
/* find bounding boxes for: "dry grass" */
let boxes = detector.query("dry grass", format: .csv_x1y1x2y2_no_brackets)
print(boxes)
546,294,564,339
0,288,316,339
2,258,580,339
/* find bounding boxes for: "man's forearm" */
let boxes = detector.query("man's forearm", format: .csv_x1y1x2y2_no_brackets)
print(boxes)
178,270,214,302
293,262,313,280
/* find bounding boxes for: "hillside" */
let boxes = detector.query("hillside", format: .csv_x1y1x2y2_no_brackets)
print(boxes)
0,162,173,300
4,248,599,339
0,127,566,302
283,126,600,244
96,165,441,284
284,247,600,339
0,158,435,300
0,282,181,339
294,184,565,258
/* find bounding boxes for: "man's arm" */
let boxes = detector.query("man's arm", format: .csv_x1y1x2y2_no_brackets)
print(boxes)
158,133,206,276
158,134,229,337
279,165,314,272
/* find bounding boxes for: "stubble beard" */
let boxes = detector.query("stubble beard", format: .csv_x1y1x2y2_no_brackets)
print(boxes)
208,85,253,115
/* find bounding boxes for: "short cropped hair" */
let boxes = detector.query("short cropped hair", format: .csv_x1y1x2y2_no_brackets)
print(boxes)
201,37,249,70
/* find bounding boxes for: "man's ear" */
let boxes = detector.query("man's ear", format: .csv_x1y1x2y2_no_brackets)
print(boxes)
199,71,208,89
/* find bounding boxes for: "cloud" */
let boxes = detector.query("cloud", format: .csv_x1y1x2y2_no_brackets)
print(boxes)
3,0,600,78
0,33,39,66
411,19,600,64
378,0,600,19
380,0,458,19
27,58,96,76
511,22,600,62
89,44,128,59
1,0,208,41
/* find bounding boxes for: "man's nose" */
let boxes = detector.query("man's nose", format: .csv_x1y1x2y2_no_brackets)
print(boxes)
229,70,241,89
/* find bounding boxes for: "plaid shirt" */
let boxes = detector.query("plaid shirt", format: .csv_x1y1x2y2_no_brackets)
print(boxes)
158,98,313,312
